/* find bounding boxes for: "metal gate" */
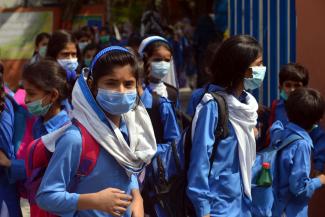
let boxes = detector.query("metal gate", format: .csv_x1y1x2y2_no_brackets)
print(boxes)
228,0,296,105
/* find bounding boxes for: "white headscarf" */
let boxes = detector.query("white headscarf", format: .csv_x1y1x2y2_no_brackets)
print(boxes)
138,35,178,88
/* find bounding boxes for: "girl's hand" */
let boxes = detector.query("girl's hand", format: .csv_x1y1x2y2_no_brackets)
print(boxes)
317,174,325,185
95,188,132,216
0,150,11,167
130,189,144,217
203,215,210,217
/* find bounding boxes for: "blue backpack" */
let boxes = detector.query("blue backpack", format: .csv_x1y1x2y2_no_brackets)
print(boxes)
251,134,303,217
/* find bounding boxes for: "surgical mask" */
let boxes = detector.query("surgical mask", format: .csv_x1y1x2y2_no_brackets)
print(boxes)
26,97,52,116
96,88,137,115
39,46,47,57
280,89,288,101
151,61,170,80
78,42,88,52
57,58,78,72
84,58,92,67
100,35,110,44
244,66,266,90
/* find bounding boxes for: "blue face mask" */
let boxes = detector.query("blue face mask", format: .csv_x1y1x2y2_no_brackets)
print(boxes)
58,58,79,72
244,66,266,90
151,61,170,80
96,88,137,115
280,89,288,101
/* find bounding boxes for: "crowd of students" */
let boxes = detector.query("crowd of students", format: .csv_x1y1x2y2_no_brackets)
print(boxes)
0,28,325,217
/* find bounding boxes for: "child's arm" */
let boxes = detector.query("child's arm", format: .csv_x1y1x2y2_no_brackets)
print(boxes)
310,126,325,173
36,128,132,216
289,140,323,200
159,99,181,143
187,100,218,217
0,99,26,183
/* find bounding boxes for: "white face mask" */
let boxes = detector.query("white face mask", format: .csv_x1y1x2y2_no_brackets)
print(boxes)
244,66,266,90
57,58,78,72
150,61,171,80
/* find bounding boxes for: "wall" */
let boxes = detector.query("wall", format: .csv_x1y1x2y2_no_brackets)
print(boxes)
296,0,325,127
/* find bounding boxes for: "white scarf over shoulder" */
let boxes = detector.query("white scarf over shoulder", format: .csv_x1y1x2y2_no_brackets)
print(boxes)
43,76,157,175
192,91,257,199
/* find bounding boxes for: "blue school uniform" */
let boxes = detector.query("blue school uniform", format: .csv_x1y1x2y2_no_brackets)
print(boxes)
141,87,180,143
187,90,251,217
36,121,138,217
272,98,325,172
270,121,322,217
0,97,26,217
32,109,70,139
186,84,222,116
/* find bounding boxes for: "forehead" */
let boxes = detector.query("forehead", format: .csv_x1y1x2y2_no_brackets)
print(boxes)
61,42,77,52
98,64,135,81
151,46,172,59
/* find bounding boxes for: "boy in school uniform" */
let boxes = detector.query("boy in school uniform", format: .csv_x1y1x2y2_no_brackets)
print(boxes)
266,63,325,174
270,88,325,217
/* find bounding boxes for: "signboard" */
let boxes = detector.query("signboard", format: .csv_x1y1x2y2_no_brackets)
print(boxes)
0,11,53,59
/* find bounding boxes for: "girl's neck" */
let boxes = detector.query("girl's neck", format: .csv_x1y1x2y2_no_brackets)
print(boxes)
107,113,121,127
43,103,61,122
233,82,245,98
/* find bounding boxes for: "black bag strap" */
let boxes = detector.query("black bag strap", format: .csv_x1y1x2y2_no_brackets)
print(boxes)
184,90,229,178
146,93,165,144
208,92,229,176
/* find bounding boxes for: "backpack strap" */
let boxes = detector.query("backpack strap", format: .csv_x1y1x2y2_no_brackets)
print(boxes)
164,82,178,105
69,119,100,192
184,91,229,177
275,134,303,151
146,93,165,144
208,92,229,177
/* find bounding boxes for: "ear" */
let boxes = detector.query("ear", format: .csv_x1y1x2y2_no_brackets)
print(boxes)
87,77,98,96
49,89,60,104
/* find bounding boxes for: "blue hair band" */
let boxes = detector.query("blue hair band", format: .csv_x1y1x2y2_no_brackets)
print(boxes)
90,46,130,75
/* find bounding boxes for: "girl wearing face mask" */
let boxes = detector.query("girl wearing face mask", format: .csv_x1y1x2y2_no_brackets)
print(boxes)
187,35,265,217
29,32,51,65
36,46,157,217
21,60,72,217
137,36,181,216
46,30,80,82
138,36,179,104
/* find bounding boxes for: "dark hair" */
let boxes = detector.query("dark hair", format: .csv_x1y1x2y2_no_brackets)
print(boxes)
92,50,139,85
210,35,262,92
142,40,173,83
23,60,72,102
46,30,79,60
0,62,5,113
74,29,92,41
279,63,309,86
285,88,325,130
35,32,51,47
82,43,98,56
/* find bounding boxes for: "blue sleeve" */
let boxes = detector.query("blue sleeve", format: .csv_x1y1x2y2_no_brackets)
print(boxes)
159,99,181,143
130,174,139,190
186,100,217,217
310,126,325,172
0,98,26,183
36,127,82,215
270,120,284,144
289,140,322,200
186,93,196,116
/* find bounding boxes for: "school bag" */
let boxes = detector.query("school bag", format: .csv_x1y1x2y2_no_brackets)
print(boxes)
5,90,36,157
143,92,229,217
251,134,303,217
24,119,100,217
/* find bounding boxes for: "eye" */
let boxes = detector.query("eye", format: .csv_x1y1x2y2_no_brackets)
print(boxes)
152,58,163,62
124,80,135,88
